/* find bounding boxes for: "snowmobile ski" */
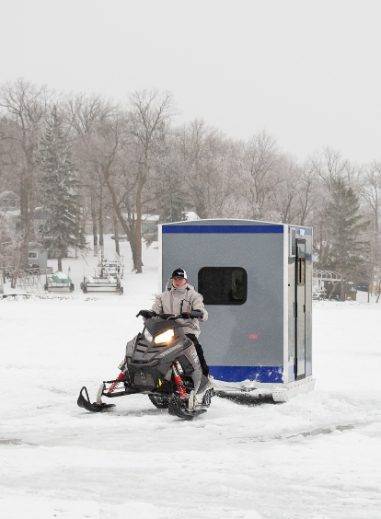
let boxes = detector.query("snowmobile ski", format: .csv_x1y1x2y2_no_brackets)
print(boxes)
77,386,115,413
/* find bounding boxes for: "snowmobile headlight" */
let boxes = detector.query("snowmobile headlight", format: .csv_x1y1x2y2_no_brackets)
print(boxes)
154,329,175,345
143,328,153,342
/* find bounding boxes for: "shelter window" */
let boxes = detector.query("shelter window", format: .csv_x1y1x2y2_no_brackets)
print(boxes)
198,267,247,305
28,252,38,259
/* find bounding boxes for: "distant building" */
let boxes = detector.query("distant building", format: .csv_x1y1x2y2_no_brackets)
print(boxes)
27,242,48,272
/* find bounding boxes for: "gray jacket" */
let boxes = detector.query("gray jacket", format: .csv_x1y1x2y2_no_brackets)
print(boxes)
151,283,208,338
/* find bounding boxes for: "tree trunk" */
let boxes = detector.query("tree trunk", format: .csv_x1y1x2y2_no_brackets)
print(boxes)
98,184,104,252
11,272,17,289
112,210,120,256
19,168,31,269
134,183,143,273
129,227,140,271
58,256,63,272
374,189,380,272
103,174,141,271
90,191,98,255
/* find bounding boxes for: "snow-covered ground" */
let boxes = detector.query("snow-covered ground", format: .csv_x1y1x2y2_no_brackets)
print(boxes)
1,238,380,518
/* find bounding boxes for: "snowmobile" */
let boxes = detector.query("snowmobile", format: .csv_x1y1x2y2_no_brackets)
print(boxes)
77,311,213,420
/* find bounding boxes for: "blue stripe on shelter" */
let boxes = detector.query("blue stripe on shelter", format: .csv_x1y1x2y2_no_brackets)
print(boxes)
162,225,283,234
210,365,283,383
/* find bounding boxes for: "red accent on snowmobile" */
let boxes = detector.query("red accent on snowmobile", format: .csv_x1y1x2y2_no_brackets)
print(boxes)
107,371,126,394
172,365,188,399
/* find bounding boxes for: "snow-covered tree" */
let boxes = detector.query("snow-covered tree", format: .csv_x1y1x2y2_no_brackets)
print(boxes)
319,177,370,282
38,105,85,271
0,79,48,268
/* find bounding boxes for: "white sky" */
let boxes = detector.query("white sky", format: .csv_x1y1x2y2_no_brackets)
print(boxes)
1,0,381,163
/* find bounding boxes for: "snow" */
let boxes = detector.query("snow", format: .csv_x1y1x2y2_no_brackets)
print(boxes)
0,237,380,518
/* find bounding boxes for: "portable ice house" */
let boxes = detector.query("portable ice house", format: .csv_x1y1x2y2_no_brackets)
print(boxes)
159,219,314,401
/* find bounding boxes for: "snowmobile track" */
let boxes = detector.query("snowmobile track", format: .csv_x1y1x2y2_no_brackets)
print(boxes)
231,419,380,444
0,438,36,447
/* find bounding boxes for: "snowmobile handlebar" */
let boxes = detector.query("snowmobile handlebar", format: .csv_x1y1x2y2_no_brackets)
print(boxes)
158,313,183,320
136,310,199,321
160,311,203,320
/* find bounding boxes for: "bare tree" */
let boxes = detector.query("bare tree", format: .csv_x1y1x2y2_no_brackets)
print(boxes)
0,79,48,267
310,148,350,185
240,131,278,219
123,90,172,272
296,163,317,226
68,94,116,254
272,156,318,227
362,162,381,280
177,120,238,219
179,120,209,218
271,155,300,223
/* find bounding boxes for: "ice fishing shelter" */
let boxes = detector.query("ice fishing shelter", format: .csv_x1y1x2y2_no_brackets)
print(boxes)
159,219,314,401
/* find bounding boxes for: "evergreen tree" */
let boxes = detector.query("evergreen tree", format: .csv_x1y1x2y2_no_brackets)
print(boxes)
155,156,187,223
38,106,85,270
159,187,186,223
321,177,369,281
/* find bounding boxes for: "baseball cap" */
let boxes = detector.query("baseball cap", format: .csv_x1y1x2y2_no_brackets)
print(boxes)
171,268,188,280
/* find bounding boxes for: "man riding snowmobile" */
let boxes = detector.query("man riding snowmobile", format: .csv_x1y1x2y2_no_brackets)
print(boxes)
77,272,213,419
148,267,211,382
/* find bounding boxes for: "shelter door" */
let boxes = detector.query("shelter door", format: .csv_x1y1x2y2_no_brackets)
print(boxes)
295,239,306,379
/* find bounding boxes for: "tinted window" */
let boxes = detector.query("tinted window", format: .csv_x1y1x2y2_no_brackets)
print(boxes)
198,267,247,305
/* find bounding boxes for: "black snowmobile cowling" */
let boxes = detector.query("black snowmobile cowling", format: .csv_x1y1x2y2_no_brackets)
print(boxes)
77,312,213,420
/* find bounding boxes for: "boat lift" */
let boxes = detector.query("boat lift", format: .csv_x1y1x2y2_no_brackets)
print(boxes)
44,269,74,292
80,255,124,294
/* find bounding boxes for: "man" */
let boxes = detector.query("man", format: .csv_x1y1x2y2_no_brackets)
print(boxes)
140,267,210,377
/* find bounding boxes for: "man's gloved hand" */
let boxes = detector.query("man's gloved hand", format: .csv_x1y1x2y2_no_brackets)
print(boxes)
190,309,203,319
181,309,203,319
136,309,156,319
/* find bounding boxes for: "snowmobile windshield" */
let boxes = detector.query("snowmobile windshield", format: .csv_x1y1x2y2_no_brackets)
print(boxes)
143,314,184,346
144,316,182,346
145,318,175,338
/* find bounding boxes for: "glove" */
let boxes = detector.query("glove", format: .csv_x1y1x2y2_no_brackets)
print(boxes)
190,309,203,319
136,309,156,319
181,310,203,319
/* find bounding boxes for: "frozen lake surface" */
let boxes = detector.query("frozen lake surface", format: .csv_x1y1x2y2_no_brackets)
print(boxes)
1,239,380,518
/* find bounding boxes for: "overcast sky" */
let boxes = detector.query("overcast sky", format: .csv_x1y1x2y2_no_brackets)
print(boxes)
1,0,381,163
